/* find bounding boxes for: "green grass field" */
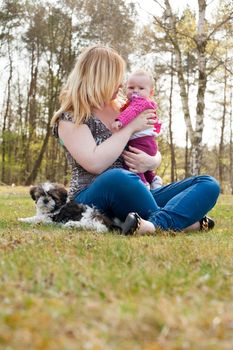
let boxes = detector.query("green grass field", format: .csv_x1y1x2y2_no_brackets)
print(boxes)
0,186,232,350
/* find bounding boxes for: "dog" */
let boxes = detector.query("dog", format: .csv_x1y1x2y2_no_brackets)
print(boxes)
18,182,119,233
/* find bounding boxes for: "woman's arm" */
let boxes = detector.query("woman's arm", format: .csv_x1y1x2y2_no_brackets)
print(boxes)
122,146,162,173
58,110,155,174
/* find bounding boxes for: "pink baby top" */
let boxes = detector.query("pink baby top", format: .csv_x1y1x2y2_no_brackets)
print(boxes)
117,95,161,139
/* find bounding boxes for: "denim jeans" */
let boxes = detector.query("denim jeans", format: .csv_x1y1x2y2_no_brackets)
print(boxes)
74,168,220,231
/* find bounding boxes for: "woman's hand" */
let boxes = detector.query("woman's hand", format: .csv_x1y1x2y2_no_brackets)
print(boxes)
126,109,156,134
122,146,162,173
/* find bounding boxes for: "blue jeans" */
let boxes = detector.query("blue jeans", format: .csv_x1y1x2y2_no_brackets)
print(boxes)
74,169,220,231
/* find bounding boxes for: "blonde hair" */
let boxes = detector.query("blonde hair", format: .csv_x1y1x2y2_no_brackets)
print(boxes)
51,44,126,125
127,69,155,89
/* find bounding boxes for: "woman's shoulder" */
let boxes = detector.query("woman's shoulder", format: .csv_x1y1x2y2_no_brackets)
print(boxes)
60,111,74,122
51,112,75,138
52,112,108,140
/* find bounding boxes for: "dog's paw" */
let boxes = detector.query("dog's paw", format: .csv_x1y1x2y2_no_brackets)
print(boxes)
63,220,82,228
18,216,52,224
18,217,30,223
63,219,108,233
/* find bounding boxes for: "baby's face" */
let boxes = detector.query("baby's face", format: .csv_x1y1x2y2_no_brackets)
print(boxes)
126,74,153,99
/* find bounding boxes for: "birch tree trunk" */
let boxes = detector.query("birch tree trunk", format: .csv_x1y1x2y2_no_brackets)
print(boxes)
185,53,191,177
229,82,233,194
163,0,195,171
168,52,177,182
191,0,208,175
163,0,208,175
218,66,227,192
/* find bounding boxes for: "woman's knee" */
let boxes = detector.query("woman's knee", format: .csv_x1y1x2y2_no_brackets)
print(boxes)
197,175,220,200
209,176,220,199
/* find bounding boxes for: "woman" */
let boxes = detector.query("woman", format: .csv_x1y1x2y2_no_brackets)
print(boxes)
51,44,220,235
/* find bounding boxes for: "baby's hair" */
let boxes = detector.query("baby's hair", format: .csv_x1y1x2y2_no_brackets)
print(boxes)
127,69,155,88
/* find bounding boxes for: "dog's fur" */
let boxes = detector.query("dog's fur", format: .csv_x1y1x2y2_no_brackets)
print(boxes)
18,182,118,232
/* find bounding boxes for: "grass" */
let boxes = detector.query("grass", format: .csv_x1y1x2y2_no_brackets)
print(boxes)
0,186,232,350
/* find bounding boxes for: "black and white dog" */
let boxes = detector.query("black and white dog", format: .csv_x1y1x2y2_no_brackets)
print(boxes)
18,182,119,233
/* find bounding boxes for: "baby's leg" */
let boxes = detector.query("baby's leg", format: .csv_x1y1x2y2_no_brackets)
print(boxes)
144,170,156,184
137,172,149,186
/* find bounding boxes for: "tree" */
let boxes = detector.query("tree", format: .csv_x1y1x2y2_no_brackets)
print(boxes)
0,0,23,183
141,0,233,175
0,0,137,185
209,2,233,192
23,3,77,184
83,0,136,62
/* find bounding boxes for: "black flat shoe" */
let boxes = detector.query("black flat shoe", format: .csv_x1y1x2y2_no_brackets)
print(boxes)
122,212,141,235
199,216,215,231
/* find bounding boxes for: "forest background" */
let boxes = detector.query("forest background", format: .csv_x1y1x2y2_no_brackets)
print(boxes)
0,0,233,193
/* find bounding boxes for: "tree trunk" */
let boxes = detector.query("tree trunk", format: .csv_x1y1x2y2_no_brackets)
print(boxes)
185,131,190,177
1,39,13,183
230,81,233,194
218,66,227,192
168,52,176,182
185,52,191,177
25,125,50,185
164,0,209,175
24,43,39,177
164,0,195,152
192,0,208,174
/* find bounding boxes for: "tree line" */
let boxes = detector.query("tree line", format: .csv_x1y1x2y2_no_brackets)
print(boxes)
0,0,233,193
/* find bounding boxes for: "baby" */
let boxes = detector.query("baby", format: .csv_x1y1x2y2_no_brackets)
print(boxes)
112,69,162,189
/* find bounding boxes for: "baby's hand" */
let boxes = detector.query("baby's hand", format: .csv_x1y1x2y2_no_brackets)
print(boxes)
128,109,156,134
111,120,122,132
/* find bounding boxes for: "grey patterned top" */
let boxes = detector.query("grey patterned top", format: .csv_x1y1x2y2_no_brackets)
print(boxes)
52,112,124,198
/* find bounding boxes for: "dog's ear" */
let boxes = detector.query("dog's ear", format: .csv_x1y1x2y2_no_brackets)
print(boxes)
58,185,68,204
29,186,38,201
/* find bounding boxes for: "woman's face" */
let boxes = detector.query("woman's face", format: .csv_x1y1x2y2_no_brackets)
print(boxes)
111,84,123,100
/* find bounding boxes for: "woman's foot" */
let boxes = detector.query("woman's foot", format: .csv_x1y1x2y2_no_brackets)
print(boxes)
122,212,155,235
122,213,215,235
199,216,215,230
185,216,215,232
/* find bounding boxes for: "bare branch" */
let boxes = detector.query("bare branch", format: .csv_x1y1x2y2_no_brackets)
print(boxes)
206,0,215,6
207,60,224,76
151,0,166,11
135,0,164,20
207,11,233,41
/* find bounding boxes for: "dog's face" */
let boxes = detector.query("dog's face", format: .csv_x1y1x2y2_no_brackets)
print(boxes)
30,182,68,214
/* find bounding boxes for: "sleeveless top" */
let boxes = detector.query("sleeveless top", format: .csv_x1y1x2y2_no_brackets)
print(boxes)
52,112,124,198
